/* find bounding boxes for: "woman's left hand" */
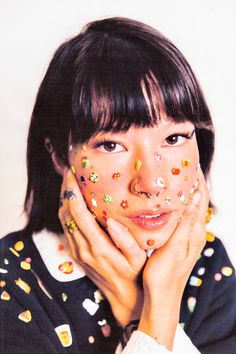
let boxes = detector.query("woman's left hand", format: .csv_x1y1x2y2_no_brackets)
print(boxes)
58,168,147,327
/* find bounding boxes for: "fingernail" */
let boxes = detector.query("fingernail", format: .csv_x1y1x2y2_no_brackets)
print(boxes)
193,191,201,204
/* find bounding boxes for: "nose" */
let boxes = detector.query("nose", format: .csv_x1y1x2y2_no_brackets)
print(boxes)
129,155,169,199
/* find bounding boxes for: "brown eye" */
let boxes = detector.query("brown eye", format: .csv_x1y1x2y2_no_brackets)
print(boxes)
166,135,179,145
103,141,117,151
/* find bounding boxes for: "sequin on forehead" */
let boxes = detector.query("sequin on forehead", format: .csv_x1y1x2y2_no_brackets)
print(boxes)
89,172,100,183
155,177,165,188
135,160,142,171
82,144,87,151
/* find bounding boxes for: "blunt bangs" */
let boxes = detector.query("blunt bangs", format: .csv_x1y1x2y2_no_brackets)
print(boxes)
69,21,212,146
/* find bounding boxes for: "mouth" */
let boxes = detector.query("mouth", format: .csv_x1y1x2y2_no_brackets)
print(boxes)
127,210,172,231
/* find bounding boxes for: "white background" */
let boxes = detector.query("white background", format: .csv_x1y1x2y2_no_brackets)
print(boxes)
0,0,236,266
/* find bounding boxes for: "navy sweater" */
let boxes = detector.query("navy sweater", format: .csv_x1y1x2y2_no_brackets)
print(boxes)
0,231,236,354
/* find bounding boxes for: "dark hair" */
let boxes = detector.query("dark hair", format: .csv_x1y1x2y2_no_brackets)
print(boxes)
23,17,214,236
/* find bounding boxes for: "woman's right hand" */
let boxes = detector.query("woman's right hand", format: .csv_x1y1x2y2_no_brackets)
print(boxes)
58,168,147,327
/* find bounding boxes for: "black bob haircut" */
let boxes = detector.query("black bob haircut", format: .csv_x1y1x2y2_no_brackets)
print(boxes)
23,17,214,236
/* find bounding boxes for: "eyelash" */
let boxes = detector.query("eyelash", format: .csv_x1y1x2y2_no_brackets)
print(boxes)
92,130,195,152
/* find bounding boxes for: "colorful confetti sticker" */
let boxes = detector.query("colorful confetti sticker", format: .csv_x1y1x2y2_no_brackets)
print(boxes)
25,257,32,263
91,198,98,207
0,268,8,274
94,290,104,304
103,195,113,203
102,210,108,221
1,291,10,300
154,152,162,161
80,175,87,185
206,231,215,243
197,267,205,276
184,176,189,180
89,172,100,183
165,197,172,206
71,165,76,174
203,248,214,257
15,278,31,294
189,276,202,287
82,157,90,169
55,324,72,347
177,191,186,205
82,145,87,151
112,172,121,181
172,168,180,175
58,261,74,274
88,336,95,344
14,241,24,251
121,200,129,209
82,298,99,316
214,273,222,282
18,310,32,323
62,293,68,302
187,297,196,313
135,160,142,171
9,247,20,257
182,159,189,168
4,258,9,265
221,266,233,277
155,177,165,188
20,261,31,270
0,281,6,288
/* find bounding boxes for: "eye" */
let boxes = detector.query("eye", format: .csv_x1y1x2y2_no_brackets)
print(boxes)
93,140,125,153
163,131,195,146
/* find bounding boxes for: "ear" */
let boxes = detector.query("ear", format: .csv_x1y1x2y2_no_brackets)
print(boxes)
44,138,66,176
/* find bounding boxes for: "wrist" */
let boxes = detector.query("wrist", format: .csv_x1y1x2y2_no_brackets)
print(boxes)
138,296,180,351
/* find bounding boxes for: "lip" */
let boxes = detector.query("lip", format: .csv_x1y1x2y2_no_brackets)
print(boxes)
127,209,172,231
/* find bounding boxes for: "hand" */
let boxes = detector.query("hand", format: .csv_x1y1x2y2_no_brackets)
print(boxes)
139,169,209,350
58,168,147,327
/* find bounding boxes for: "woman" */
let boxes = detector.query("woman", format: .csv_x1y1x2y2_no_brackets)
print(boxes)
0,17,236,353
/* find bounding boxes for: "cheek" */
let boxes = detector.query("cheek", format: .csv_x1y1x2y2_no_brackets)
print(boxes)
165,148,199,206
73,158,129,223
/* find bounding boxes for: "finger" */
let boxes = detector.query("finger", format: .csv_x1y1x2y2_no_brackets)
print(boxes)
166,190,203,258
63,169,111,245
107,218,147,269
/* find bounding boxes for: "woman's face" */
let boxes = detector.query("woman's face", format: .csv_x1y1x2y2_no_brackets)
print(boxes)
69,117,199,250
